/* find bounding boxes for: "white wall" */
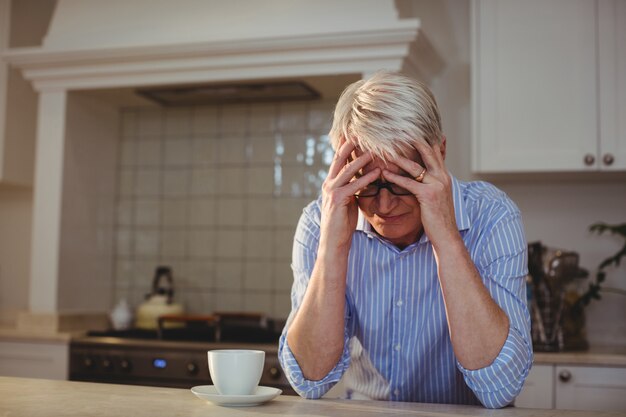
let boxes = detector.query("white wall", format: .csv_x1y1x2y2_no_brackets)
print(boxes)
0,0,56,324
407,0,626,347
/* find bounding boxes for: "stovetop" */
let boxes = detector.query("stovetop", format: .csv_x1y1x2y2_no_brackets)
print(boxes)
85,325,281,344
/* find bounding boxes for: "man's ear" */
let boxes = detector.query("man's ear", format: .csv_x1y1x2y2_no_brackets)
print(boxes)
440,135,447,160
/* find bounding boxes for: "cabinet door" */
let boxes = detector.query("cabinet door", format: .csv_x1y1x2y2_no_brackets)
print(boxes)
598,0,626,170
472,0,599,172
515,364,554,409
0,340,69,380
556,365,626,411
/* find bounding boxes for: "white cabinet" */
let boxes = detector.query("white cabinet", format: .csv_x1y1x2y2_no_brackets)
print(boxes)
516,364,626,412
555,365,626,412
471,0,626,173
0,340,69,380
515,364,553,409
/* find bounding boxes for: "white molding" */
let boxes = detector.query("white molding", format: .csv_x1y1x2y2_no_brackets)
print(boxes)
4,24,425,91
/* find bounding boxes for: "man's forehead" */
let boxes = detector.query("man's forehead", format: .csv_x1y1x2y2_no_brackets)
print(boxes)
361,158,411,177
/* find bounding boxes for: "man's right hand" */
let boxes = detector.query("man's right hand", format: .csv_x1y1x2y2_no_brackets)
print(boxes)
286,140,378,382
319,140,379,251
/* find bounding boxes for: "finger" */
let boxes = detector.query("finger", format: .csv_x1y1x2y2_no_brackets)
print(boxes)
391,156,426,181
412,139,440,173
346,168,380,195
334,151,374,186
382,169,423,194
328,140,356,179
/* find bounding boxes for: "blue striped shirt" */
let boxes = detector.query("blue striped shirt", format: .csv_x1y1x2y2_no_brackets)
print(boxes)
278,176,533,408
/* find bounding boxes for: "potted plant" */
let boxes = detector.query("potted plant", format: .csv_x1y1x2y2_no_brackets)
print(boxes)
564,222,626,350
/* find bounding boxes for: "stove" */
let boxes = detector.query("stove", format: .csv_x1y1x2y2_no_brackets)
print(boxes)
69,318,294,394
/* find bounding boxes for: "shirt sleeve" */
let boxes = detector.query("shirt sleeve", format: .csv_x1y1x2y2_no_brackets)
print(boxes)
277,199,352,399
458,211,533,409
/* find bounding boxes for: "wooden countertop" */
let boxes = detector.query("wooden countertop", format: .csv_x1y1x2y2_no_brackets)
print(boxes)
0,377,623,417
534,346,626,367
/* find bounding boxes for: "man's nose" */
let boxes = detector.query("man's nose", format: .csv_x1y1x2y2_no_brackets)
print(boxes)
376,188,396,213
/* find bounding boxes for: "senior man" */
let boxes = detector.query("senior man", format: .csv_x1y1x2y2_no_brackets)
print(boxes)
278,71,532,408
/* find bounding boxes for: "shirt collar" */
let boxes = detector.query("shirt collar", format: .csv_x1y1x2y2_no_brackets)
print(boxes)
356,174,472,240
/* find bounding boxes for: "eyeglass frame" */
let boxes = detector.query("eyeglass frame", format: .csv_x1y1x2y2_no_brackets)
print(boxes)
354,180,413,198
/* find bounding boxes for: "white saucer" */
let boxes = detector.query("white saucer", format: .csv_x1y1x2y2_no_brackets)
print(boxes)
191,385,282,407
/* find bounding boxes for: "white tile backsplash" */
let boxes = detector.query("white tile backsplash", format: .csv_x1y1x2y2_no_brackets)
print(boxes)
243,260,273,290
245,198,273,226
160,230,187,258
163,170,189,197
164,138,192,166
214,290,243,312
189,198,216,226
165,109,191,136
137,139,162,166
246,134,277,164
221,105,249,134
134,200,161,227
120,140,136,166
215,261,243,290
191,137,218,165
187,230,215,259
135,229,160,257
242,291,273,314
161,199,189,227
246,166,275,195
114,100,333,316
118,170,134,196
135,170,161,197
245,229,273,259
121,111,138,138
216,167,246,196
137,110,162,137
192,107,219,135
190,167,218,196
249,104,276,133
219,137,248,164
116,199,133,226
116,229,132,257
216,229,245,258
217,198,246,226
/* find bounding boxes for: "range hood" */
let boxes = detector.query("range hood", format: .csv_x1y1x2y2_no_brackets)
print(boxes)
5,0,440,92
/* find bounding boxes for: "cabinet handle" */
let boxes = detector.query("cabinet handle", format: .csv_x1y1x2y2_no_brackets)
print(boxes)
583,154,595,166
603,153,615,166
558,370,572,383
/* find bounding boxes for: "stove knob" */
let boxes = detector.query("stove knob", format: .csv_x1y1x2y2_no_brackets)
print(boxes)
102,358,113,371
83,357,95,370
268,366,281,381
120,359,132,372
186,362,199,375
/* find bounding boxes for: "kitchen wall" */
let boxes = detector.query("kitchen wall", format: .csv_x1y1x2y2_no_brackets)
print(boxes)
112,100,335,318
2,0,624,347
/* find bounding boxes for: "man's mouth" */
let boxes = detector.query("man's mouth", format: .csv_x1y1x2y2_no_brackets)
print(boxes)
376,213,407,223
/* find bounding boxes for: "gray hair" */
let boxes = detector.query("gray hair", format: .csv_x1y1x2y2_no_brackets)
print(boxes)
329,71,442,160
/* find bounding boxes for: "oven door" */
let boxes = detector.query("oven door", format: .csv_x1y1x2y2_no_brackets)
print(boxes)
69,338,294,394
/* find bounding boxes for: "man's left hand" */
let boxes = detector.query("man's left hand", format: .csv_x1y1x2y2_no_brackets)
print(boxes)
381,138,458,247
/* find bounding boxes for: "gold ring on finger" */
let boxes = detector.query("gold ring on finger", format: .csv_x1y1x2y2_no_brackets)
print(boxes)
414,168,427,183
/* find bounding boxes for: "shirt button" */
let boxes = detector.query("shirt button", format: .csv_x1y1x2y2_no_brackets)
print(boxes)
396,300,403,307
394,389,400,396
394,344,401,351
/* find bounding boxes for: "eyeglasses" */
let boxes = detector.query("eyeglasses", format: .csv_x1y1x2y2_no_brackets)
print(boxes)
354,180,413,198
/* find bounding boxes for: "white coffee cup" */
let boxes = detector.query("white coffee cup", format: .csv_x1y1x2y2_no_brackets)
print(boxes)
207,349,265,395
